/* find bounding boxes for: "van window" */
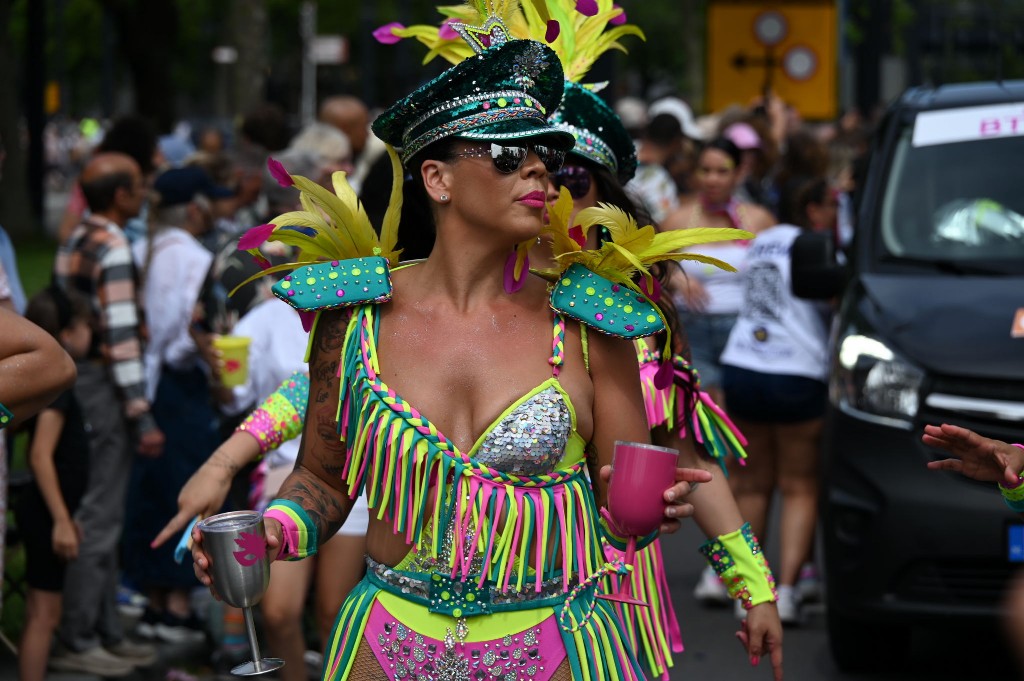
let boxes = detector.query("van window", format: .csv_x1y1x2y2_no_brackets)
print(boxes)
880,126,1024,267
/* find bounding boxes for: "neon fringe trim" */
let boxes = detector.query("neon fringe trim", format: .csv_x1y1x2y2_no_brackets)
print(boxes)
338,305,607,593
601,539,683,680
637,343,747,474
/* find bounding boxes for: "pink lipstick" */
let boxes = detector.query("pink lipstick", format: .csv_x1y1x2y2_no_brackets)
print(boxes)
517,190,546,208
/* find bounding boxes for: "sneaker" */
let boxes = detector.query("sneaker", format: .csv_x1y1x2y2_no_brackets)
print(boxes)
117,584,149,618
136,607,160,639
693,566,731,606
154,610,207,644
305,649,324,678
795,562,822,604
50,645,136,677
106,638,159,666
776,585,801,625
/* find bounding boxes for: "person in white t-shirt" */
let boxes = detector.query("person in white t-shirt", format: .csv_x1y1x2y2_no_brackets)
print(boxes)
719,177,836,624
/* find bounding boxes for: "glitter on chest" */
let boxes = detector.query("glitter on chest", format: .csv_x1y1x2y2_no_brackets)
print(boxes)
473,387,571,475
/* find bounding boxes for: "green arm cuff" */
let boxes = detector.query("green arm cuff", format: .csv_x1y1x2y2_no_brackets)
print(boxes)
699,522,777,609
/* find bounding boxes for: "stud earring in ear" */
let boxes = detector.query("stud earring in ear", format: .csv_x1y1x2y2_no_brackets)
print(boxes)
439,193,449,203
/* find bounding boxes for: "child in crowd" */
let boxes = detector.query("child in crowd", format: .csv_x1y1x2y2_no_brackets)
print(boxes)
16,287,94,681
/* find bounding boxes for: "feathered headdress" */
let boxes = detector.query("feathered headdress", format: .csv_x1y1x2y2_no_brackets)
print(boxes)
230,149,405,329
376,0,643,84
236,152,403,272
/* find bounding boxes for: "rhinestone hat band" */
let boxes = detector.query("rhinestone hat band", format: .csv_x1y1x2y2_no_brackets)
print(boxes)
401,99,548,161
550,121,618,175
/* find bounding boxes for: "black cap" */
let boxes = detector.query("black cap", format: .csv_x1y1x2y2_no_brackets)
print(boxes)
154,165,236,207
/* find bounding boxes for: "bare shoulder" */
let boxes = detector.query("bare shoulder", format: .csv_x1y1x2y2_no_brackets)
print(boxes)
662,197,696,231
743,203,777,233
587,331,639,376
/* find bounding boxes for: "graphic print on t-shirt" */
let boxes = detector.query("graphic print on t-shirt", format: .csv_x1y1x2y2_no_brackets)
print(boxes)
744,262,785,327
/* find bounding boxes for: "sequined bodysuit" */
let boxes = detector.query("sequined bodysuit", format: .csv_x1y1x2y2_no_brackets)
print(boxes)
314,303,648,681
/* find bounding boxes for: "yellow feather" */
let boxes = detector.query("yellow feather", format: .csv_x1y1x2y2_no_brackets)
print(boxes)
378,145,405,265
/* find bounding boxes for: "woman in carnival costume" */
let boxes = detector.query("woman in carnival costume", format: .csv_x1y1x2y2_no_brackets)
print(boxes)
381,3,783,679
193,3,724,679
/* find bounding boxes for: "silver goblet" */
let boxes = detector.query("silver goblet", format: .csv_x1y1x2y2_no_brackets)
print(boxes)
198,510,285,676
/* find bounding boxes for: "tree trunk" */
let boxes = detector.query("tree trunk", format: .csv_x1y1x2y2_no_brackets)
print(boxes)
680,0,706,113
0,0,39,240
230,0,269,118
102,0,180,132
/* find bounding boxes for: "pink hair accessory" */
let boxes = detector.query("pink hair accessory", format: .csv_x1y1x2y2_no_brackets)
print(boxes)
238,223,276,251
438,19,459,40
266,157,294,187
373,22,405,45
545,19,560,42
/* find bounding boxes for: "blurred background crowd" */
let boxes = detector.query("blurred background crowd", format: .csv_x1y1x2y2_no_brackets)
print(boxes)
2,1,1024,680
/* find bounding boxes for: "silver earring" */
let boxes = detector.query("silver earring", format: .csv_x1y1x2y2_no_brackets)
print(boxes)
439,193,449,203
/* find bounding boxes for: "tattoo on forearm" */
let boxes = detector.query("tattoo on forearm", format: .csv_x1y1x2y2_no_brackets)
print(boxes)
208,448,240,475
280,471,347,539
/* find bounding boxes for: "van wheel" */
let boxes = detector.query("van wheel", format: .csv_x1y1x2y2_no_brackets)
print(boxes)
827,608,910,672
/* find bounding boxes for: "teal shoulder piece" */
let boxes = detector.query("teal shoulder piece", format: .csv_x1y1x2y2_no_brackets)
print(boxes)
549,263,664,338
272,256,392,311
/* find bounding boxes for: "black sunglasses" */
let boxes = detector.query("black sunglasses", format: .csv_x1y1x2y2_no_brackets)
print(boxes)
550,164,593,200
452,142,565,174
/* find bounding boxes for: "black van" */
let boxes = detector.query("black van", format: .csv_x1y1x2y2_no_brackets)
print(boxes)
796,81,1024,671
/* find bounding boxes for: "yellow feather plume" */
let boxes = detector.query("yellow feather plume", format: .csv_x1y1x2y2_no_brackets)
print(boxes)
541,189,753,288
231,148,405,297
381,0,644,83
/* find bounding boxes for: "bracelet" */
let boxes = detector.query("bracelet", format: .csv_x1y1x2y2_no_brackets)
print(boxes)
999,444,1024,510
0,401,12,429
699,523,777,610
263,499,319,561
236,372,309,456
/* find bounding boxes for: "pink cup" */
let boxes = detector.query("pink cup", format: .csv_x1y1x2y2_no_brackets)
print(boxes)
606,440,679,537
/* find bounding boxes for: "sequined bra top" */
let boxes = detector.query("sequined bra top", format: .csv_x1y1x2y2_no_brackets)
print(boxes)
337,303,605,593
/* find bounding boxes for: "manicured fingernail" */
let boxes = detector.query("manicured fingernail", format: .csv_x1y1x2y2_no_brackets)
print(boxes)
751,656,760,666
666,506,676,517
665,490,676,501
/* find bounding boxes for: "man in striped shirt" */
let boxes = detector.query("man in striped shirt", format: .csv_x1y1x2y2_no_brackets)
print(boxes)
52,151,161,675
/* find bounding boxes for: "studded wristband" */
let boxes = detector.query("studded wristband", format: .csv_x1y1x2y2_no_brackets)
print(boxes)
699,523,777,610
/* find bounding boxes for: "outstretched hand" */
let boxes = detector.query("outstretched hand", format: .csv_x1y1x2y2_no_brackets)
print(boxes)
923,423,1023,486
736,615,784,681
151,463,234,548
598,464,713,534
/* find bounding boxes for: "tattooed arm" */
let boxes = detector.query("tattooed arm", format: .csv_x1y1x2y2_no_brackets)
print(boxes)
193,309,353,585
273,308,354,543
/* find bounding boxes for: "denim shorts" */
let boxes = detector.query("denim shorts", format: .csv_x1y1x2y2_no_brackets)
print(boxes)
722,365,827,423
679,312,738,388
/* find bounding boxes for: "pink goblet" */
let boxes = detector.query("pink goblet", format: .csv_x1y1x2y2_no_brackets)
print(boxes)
600,440,679,605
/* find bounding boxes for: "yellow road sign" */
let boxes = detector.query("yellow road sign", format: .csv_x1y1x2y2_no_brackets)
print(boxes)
707,1,838,120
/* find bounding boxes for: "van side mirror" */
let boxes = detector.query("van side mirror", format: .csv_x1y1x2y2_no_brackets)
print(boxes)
791,231,848,299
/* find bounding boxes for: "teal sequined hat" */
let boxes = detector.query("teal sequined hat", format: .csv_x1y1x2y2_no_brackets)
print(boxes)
550,81,638,184
372,19,574,163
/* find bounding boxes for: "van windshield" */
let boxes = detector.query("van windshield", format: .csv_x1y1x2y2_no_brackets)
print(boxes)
880,122,1024,270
